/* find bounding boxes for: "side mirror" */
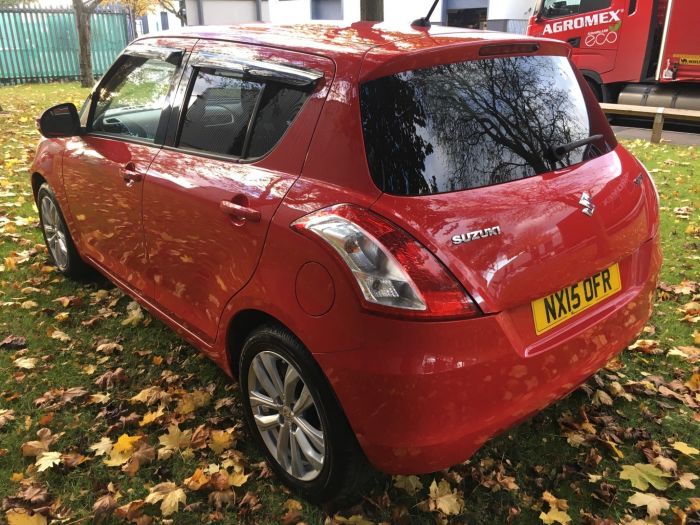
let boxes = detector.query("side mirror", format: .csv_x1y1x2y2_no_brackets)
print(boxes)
38,103,81,138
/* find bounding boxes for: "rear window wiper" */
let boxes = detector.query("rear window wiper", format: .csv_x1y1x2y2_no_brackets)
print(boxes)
549,134,603,161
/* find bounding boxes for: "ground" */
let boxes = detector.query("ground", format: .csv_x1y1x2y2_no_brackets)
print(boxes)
0,82,699,524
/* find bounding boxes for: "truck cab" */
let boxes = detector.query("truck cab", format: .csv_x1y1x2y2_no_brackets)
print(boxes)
528,0,700,108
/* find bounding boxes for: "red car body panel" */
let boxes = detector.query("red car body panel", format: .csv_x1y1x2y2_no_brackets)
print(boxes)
30,22,662,475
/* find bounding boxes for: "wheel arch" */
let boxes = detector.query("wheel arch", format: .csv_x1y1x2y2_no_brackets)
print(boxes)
226,308,294,380
31,172,47,202
580,70,608,102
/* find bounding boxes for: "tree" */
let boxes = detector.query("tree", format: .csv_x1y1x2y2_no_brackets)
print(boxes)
73,0,104,87
157,0,186,25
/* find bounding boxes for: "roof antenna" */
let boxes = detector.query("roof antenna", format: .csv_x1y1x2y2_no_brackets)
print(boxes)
412,0,440,28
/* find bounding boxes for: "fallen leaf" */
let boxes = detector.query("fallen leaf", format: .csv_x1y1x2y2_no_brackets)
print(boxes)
539,508,572,525
6,510,48,525
90,437,113,457
673,442,699,457
0,335,26,349
184,468,210,491
208,430,233,455
13,357,37,369
394,474,424,496
121,301,144,326
144,482,186,517
677,472,699,490
35,451,62,472
628,491,670,517
158,425,192,460
0,409,15,428
620,463,671,491
427,479,464,516
104,434,142,467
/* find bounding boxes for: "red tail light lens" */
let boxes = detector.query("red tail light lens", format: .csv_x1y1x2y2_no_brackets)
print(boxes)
291,204,480,320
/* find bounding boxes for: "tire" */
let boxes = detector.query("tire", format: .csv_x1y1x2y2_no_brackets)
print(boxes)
586,77,604,103
239,324,371,504
37,183,89,279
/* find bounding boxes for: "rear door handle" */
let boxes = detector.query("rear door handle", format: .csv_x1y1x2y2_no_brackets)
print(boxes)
122,162,143,183
220,200,261,223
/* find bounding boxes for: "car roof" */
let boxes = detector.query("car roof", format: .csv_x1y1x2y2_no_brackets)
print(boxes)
143,21,546,61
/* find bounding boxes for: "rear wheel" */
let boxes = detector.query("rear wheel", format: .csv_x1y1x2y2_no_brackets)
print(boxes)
37,183,89,278
239,324,370,503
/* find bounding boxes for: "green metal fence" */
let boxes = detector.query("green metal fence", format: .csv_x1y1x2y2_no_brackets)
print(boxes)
0,6,130,84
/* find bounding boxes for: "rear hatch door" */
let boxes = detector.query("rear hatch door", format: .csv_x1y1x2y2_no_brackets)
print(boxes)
361,44,655,319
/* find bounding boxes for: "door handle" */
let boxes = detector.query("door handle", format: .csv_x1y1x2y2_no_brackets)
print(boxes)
220,200,261,223
122,162,143,183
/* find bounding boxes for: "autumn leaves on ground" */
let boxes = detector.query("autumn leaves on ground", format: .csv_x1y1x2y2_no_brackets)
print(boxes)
0,83,698,525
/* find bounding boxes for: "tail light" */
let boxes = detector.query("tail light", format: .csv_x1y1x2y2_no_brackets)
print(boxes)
291,204,480,320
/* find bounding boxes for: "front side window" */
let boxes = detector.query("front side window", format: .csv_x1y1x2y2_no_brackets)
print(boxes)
540,0,612,19
92,56,177,142
178,67,309,159
361,55,615,196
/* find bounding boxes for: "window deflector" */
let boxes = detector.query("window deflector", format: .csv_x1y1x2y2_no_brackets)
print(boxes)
125,43,184,64
190,51,323,88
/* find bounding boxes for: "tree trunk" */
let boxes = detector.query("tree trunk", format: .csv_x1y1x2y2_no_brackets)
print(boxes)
73,0,94,88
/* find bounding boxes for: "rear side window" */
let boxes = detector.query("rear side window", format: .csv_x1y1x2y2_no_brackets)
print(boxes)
178,68,310,159
360,55,615,196
180,69,263,157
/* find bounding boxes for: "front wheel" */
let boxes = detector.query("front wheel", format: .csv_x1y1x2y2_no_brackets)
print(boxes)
239,324,370,503
37,183,89,279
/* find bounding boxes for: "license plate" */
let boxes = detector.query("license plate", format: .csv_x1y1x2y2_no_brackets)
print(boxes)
531,263,622,335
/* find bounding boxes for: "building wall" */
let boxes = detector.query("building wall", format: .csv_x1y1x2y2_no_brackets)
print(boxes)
383,0,445,25
185,0,269,25
487,0,533,33
487,0,533,20
267,0,311,23
136,10,183,36
263,0,532,31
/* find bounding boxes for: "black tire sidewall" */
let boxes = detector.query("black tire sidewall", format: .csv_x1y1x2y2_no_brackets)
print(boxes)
37,183,84,277
239,326,352,503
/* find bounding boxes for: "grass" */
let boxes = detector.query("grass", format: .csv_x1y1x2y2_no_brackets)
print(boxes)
0,82,699,524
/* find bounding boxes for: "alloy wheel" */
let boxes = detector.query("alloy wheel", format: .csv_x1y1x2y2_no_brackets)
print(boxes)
40,196,69,270
247,350,326,481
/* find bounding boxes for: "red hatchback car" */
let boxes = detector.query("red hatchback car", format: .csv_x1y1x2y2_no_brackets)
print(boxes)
32,22,661,502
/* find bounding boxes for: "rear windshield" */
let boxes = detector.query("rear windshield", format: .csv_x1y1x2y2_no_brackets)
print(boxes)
360,55,615,196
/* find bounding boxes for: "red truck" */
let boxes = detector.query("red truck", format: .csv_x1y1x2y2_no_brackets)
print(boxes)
527,0,700,109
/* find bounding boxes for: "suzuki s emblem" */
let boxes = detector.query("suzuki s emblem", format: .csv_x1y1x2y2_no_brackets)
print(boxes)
579,192,596,217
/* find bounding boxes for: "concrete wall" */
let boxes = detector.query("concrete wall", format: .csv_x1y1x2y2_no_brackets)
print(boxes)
383,0,445,24
487,0,533,33
267,0,311,23
185,0,269,25
311,0,341,19
487,0,533,21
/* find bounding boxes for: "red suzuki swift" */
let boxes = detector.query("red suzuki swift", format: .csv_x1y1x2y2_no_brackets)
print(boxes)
32,21,661,502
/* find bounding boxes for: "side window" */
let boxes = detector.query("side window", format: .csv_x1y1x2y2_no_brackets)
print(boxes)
179,69,263,157
178,65,311,159
542,0,611,19
247,84,308,158
91,56,177,142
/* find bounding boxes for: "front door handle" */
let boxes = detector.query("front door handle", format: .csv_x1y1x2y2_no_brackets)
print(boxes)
220,200,261,223
122,162,143,183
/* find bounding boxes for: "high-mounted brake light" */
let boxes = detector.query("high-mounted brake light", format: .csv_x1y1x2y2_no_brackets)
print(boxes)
291,204,481,320
479,43,540,57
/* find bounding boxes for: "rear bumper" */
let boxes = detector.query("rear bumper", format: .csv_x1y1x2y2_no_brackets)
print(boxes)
315,235,661,474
